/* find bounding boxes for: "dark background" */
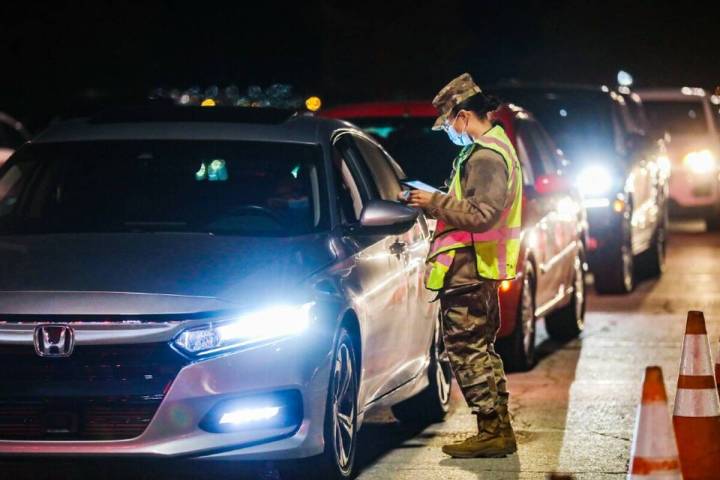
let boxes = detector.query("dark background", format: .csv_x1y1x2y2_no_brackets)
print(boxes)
1,0,718,131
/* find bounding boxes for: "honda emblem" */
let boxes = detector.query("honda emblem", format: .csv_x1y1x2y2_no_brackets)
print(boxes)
34,325,75,358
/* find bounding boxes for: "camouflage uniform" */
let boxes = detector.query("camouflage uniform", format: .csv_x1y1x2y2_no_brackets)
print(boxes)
426,73,511,418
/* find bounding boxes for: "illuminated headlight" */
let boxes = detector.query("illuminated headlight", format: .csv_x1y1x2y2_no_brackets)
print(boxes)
577,165,614,197
174,303,314,356
683,150,716,174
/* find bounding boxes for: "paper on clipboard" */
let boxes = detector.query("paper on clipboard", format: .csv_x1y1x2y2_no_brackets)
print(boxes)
401,179,442,194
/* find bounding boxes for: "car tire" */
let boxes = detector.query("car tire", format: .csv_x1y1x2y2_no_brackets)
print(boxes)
391,319,452,424
497,260,536,372
638,210,668,278
593,219,634,295
545,245,586,341
280,328,359,480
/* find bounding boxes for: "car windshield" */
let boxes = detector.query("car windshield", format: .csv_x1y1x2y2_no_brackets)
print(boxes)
643,100,709,136
0,140,326,236
350,117,459,188
493,89,617,162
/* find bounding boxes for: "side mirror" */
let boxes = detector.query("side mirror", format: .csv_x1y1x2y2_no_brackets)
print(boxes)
534,174,570,196
355,199,419,235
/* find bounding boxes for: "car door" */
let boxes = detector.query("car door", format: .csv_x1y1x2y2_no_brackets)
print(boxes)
349,134,434,386
534,124,582,295
616,100,656,254
516,119,569,311
373,140,436,382
332,132,413,403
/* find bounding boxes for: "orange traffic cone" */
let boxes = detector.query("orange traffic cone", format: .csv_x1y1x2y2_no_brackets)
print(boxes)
715,336,720,400
628,366,682,479
673,311,720,479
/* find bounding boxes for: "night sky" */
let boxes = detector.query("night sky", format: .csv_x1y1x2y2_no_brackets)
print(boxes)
2,1,718,130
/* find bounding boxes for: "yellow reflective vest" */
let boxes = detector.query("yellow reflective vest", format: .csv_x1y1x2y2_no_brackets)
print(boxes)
425,125,523,291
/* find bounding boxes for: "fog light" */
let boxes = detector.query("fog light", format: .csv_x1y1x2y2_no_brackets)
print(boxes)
200,390,302,434
219,406,280,425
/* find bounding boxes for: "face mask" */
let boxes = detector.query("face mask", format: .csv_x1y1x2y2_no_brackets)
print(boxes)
445,115,473,146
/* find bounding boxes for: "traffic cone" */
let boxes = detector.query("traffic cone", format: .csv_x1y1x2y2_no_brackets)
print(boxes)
673,311,720,479
715,336,720,400
627,366,682,479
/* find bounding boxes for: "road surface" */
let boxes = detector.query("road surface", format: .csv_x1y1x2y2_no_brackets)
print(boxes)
3,221,717,479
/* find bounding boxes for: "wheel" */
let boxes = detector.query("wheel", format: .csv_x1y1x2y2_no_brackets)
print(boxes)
497,260,536,372
593,219,634,295
281,328,358,480
391,319,452,424
545,245,586,340
638,209,667,278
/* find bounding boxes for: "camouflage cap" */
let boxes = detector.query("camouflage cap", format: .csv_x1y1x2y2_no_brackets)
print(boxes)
431,73,482,130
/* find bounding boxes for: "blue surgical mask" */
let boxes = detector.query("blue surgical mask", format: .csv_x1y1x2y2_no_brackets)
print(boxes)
445,115,473,146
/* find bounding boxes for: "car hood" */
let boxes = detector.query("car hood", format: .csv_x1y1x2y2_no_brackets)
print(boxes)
0,233,335,315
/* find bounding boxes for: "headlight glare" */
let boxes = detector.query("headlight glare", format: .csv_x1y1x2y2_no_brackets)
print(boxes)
683,150,716,174
174,302,314,356
577,165,614,197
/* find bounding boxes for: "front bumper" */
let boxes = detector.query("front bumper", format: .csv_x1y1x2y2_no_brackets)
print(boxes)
669,167,720,211
0,334,333,461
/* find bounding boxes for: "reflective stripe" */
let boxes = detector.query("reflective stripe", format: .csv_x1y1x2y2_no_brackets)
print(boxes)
673,388,720,417
473,226,522,241
679,335,715,376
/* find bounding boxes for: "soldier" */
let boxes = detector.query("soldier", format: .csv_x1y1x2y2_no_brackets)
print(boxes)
399,73,522,458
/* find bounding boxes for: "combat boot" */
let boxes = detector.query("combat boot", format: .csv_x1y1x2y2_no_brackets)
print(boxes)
441,412,515,458
496,405,517,453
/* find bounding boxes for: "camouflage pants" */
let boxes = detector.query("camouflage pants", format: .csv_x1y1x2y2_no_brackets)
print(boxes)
439,281,509,416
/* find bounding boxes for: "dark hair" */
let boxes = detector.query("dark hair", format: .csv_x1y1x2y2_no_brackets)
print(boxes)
451,92,502,118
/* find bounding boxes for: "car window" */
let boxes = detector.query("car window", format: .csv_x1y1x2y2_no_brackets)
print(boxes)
514,135,535,186
0,140,327,236
351,135,403,201
332,144,364,224
516,119,556,178
349,117,457,187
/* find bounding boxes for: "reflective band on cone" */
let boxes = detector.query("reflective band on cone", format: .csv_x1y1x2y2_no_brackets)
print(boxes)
673,311,720,479
628,366,682,479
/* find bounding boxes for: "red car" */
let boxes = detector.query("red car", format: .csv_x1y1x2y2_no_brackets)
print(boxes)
325,102,588,370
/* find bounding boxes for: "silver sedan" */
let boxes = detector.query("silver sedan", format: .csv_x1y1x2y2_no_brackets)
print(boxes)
0,107,452,479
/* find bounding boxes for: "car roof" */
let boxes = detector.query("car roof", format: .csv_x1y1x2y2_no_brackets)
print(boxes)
34,106,357,145
636,87,709,101
324,101,437,119
489,81,611,94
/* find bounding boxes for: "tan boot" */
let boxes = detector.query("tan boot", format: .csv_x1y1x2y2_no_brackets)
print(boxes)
496,405,517,453
441,413,515,458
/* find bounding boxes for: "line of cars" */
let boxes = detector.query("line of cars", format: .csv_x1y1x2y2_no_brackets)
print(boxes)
0,81,696,478
325,81,671,369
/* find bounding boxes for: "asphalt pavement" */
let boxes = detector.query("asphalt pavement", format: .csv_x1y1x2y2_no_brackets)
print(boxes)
2,220,717,479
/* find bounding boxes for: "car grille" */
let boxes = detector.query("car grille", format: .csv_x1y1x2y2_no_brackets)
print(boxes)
0,343,187,440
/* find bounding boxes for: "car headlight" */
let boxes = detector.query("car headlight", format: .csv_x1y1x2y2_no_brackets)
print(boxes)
577,165,614,197
174,302,314,356
683,150,716,174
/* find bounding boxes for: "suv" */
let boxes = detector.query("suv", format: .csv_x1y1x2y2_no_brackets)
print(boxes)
638,87,720,230
324,102,588,370
491,83,669,294
0,105,452,479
